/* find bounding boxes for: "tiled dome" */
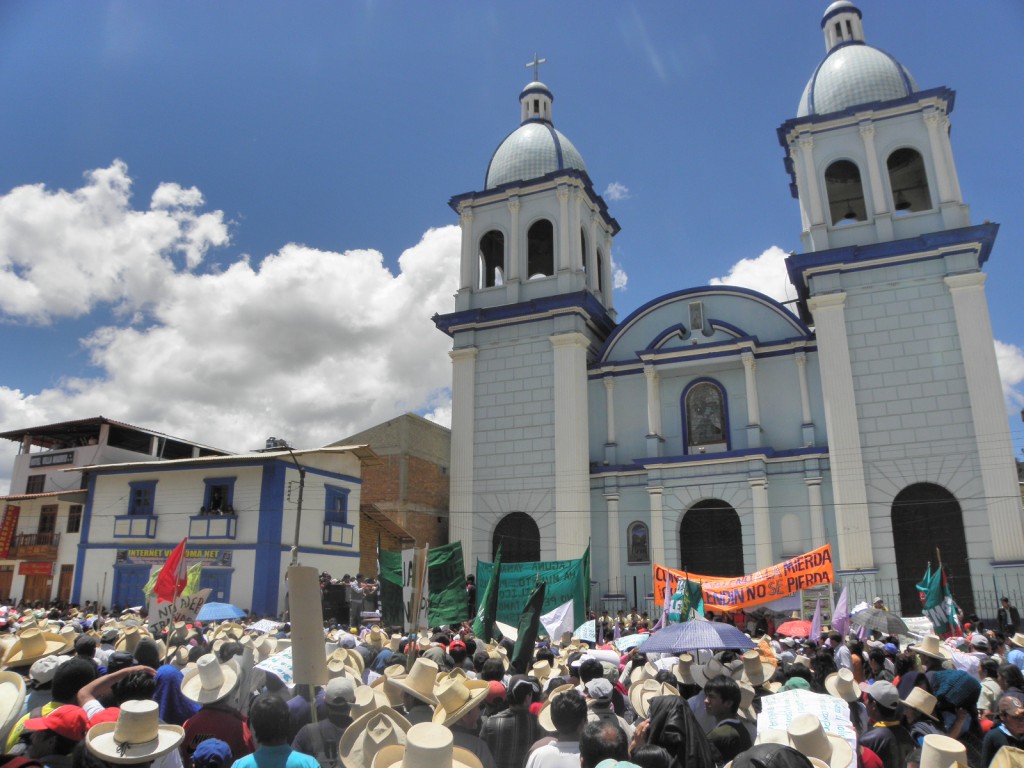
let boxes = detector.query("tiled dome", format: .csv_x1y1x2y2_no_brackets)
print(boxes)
485,122,587,189
798,42,917,117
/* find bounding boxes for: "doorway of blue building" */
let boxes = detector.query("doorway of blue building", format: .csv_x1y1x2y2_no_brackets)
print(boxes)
199,568,233,604
111,564,151,611
679,500,744,577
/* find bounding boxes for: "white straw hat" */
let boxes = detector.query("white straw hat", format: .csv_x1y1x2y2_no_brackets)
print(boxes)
786,713,855,768
85,700,184,764
339,706,412,768
389,658,439,706
919,733,966,768
180,653,239,704
370,722,483,768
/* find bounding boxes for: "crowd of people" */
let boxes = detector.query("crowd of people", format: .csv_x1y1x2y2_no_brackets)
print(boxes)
2,601,1024,768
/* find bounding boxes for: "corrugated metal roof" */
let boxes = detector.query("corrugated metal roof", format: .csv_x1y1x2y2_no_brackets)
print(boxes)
0,416,229,454
0,489,87,502
72,444,379,473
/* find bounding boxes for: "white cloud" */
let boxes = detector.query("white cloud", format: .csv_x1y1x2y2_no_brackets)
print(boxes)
0,164,462,492
709,245,798,306
995,340,1024,414
0,161,229,322
604,182,631,201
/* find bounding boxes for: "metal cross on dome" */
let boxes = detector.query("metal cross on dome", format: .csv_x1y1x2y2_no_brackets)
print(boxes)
526,53,546,81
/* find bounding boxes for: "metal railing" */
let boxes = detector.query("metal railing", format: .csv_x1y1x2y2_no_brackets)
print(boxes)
12,531,60,548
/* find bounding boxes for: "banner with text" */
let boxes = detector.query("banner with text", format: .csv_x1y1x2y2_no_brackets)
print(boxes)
0,505,19,559
427,541,468,627
653,544,834,613
147,588,212,636
476,546,590,630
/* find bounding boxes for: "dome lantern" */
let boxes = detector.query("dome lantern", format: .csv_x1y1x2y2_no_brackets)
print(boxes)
821,1,865,51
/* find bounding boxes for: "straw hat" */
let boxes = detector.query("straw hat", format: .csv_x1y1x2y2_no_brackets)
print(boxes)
211,623,244,641
181,654,239,704
629,679,679,719
902,688,940,722
785,713,855,768
740,649,778,690
629,661,659,686
737,681,757,722
389,635,403,653
339,706,412,768
371,722,483,768
168,646,190,669
85,700,184,764
252,635,277,663
691,657,744,689
0,670,27,743
674,653,696,686
328,648,364,677
365,626,385,649
537,684,575,732
792,654,811,670
352,686,391,721
824,669,860,703
2,628,68,669
919,734,966,768
389,658,440,706
1009,632,1024,649
115,626,150,654
370,665,407,708
910,635,953,661
431,677,489,727
531,660,552,683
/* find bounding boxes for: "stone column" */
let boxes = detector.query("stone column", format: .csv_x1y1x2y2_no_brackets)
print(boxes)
557,186,571,272
858,121,886,215
551,332,591,559
945,273,1024,560
459,207,474,291
795,351,815,446
570,189,583,270
644,366,662,437
924,109,956,204
506,197,520,283
606,494,622,594
796,134,825,227
587,212,600,293
805,476,826,546
806,292,874,569
750,478,772,570
604,376,616,445
448,347,478,565
649,487,666,568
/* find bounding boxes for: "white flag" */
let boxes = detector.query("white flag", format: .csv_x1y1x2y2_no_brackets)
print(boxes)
540,599,575,640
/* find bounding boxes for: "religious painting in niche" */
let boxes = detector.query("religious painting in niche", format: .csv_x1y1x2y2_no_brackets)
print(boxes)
627,521,649,563
686,382,725,449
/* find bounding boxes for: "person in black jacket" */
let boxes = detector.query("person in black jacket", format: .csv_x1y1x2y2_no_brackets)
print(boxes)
635,695,716,768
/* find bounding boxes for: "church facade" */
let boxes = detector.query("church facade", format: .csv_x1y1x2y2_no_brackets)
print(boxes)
434,2,1024,617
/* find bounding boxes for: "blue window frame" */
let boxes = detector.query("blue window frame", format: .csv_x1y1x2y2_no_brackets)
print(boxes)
325,485,349,524
128,481,157,516
203,477,237,514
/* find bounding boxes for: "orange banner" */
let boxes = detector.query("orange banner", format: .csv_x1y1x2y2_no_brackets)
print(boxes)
653,544,834,613
0,505,19,559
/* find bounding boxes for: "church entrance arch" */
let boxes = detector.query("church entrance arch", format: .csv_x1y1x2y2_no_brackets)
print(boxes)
492,512,541,563
891,483,974,617
679,500,743,577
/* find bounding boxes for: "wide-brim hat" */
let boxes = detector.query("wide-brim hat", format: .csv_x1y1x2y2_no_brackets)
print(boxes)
786,713,855,768
691,656,744,689
328,648,364,677
252,635,278,663
114,626,152,653
0,670,27,742
902,688,940,722
389,658,439,706
2,628,68,669
531,660,552,682
919,733,966,768
629,661,659,686
352,686,391,721
85,700,184,764
741,649,778,689
371,722,483,768
181,654,239,704
737,681,757,722
211,622,244,641
370,665,407,708
365,626,385,649
339,705,412,768
910,635,952,661
1009,632,1024,649
537,684,575,732
824,668,860,703
388,634,403,653
674,653,696,686
629,679,679,719
431,677,489,727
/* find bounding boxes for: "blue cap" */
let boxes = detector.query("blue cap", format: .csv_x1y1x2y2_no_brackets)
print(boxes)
192,739,233,768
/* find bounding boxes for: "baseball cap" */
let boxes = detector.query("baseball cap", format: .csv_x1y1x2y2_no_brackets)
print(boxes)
325,677,356,708
192,738,233,768
970,634,989,649
585,677,613,702
24,704,88,741
449,639,466,652
859,680,900,709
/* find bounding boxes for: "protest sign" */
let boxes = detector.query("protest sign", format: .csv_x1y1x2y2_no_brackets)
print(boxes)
148,588,212,635
476,545,590,628
653,544,834,613
256,646,294,687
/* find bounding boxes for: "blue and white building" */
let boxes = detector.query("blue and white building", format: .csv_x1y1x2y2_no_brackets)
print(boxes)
435,2,1024,616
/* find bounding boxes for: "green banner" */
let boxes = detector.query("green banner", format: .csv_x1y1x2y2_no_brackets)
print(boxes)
476,545,590,630
379,548,405,630
427,541,468,627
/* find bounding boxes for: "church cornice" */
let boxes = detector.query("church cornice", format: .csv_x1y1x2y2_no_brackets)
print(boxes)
590,445,830,477
432,290,615,338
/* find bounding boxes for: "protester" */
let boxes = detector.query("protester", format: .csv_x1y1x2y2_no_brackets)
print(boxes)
230,696,318,768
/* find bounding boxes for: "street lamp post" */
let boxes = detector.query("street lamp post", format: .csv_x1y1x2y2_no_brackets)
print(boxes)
273,439,306,567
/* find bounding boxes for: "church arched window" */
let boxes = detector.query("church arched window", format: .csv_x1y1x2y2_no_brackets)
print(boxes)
824,159,867,225
596,249,605,293
887,148,932,214
527,219,554,279
478,230,505,288
626,521,649,563
682,379,728,454
580,227,588,273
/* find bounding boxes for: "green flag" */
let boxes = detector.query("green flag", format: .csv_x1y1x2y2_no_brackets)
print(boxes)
472,545,501,641
511,580,546,675
916,565,960,637
669,578,704,622
181,562,203,596
427,541,468,626
379,548,404,630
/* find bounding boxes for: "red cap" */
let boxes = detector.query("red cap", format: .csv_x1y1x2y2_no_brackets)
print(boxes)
24,705,88,741
485,681,506,705
449,640,466,651
87,706,121,729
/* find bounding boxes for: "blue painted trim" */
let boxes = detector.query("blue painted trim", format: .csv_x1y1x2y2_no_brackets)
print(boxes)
127,480,157,516
203,476,237,513
254,462,285,617
322,521,356,547
589,339,818,378
597,286,810,364
188,514,238,541
991,561,1024,569
545,124,564,169
648,324,689,349
588,445,830,475
681,378,731,453
519,84,553,100
71,473,97,603
821,3,861,28
324,485,350,525
112,515,158,539
786,223,998,323
433,290,616,338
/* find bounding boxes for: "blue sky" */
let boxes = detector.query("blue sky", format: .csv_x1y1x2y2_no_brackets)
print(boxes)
0,2,1022,492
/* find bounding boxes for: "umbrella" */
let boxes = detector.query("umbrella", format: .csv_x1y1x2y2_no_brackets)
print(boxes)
776,619,813,637
638,619,755,654
247,619,281,634
196,601,247,622
573,620,597,643
613,633,649,652
849,608,909,636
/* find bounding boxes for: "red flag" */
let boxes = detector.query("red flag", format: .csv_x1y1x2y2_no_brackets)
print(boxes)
154,538,188,604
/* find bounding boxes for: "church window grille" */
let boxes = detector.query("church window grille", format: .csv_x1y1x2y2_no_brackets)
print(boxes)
683,380,728,454
824,160,867,225
478,230,505,288
527,219,554,279
887,147,932,214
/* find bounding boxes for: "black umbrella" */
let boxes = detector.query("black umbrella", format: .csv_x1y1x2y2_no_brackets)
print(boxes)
850,608,908,635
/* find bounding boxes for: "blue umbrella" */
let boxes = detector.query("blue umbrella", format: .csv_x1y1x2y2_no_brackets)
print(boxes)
638,619,754,654
196,601,247,622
